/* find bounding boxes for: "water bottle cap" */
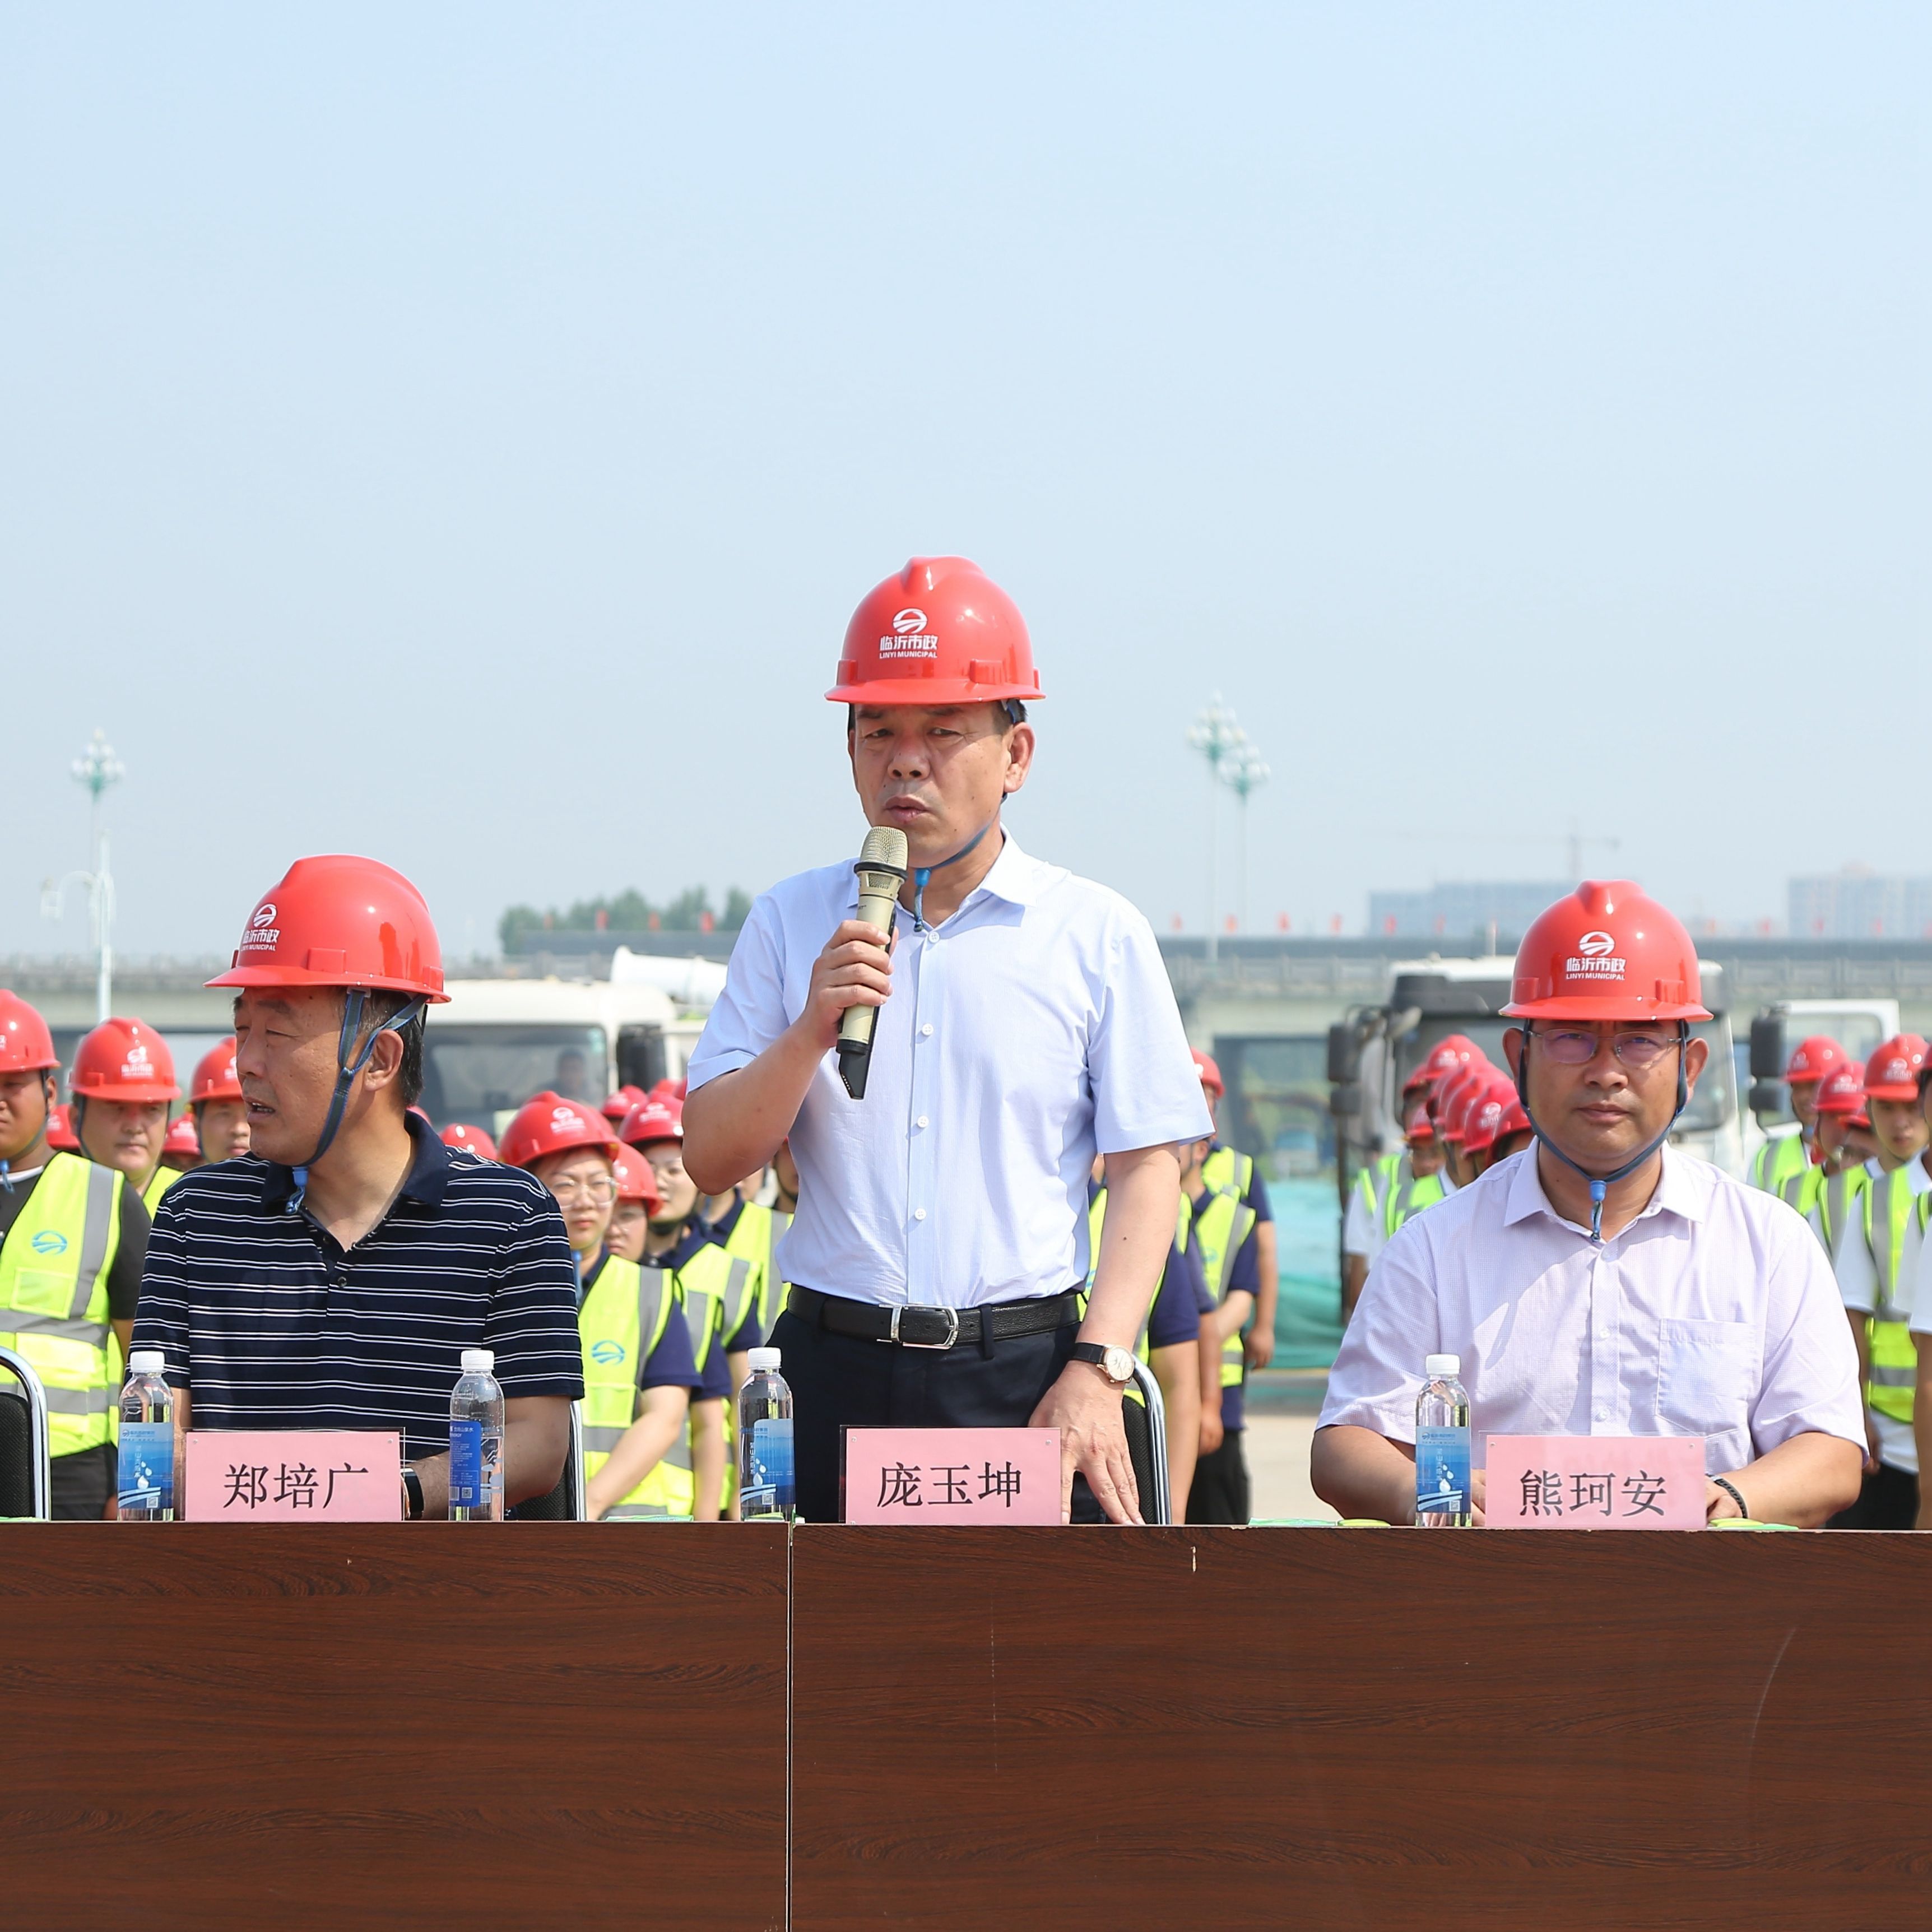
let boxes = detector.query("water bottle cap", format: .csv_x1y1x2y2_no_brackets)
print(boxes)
461,1348,495,1374
129,1349,166,1374
1425,1353,1460,1377
745,1346,781,1372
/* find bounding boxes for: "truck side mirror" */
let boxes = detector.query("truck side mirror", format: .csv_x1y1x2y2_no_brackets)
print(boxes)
1749,1015,1785,1082
1327,1022,1357,1085
1329,1082,1363,1119
1748,1079,1787,1120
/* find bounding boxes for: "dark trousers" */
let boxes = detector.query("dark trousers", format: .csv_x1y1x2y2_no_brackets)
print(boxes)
51,1443,113,1521
1827,1460,1918,1530
1186,1431,1250,1526
770,1306,1099,1524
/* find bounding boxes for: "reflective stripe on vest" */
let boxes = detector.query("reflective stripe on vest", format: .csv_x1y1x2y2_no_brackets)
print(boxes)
721,1201,779,1346
0,1153,123,1456
1820,1165,1869,1262
142,1164,178,1218
578,1255,691,1520
1184,1187,1257,1389
1750,1132,1809,1196
1385,1155,1448,1238
1863,1169,1921,1427
1778,1160,1823,1224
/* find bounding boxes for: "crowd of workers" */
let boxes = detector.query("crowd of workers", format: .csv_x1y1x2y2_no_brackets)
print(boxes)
0,986,1274,1525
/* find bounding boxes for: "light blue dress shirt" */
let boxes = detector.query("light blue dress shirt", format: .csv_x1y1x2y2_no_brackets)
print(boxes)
687,832,1211,1309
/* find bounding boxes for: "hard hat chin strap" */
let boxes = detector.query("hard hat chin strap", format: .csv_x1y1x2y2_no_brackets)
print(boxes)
290,991,428,1205
1514,1024,1689,1243
912,819,997,931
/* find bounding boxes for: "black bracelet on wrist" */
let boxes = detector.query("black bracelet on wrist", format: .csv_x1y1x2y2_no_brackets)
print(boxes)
1711,1475,1748,1521
401,1464,425,1521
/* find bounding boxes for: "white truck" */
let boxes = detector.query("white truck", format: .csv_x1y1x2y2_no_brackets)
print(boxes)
422,978,708,1137
1327,954,1744,1242
1741,997,1900,1172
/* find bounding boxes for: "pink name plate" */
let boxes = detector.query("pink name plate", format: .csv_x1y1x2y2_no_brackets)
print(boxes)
184,1431,403,1521
843,1427,1062,1525
1485,1434,1707,1530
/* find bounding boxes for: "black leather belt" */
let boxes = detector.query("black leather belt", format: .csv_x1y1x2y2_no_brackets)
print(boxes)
787,1284,1081,1350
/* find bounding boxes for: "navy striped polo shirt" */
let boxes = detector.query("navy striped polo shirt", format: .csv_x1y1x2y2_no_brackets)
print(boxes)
133,1114,584,1458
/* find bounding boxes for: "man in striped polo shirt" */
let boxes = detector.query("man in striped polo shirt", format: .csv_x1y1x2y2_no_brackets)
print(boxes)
133,856,582,1519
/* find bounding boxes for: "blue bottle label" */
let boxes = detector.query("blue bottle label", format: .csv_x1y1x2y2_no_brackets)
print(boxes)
449,1418,501,1509
118,1422,174,1512
742,1418,794,1517
1416,1425,1471,1515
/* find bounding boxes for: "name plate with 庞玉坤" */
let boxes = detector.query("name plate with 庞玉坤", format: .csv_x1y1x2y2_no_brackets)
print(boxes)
183,1431,402,1521
1484,1434,1707,1530
842,1427,1061,1525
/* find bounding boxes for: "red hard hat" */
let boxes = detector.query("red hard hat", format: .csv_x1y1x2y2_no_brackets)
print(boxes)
1415,1035,1481,1089
828,557,1043,709
206,854,449,1001
440,1122,500,1161
1433,1062,1493,1144
620,1097,683,1148
1813,1061,1866,1116
0,992,58,1073
1784,1035,1847,1085
1502,881,1711,1023
1863,1034,1929,1103
1461,1076,1530,1158
163,1113,201,1158
46,1104,79,1151
612,1143,665,1213
70,1018,180,1102
498,1092,619,1171
191,1037,244,1104
1192,1049,1224,1097
601,1085,647,1125
1402,1098,1435,1141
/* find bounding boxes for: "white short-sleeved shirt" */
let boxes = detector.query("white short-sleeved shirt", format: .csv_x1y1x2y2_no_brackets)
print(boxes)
1319,1143,1864,1475
686,830,1211,1309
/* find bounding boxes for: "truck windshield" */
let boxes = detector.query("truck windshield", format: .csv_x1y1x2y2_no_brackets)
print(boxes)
420,1024,607,1130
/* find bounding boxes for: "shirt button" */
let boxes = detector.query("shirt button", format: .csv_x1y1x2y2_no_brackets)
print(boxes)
921,1023,934,1036
1595,1409,1609,1422
916,1115,928,1129
913,1208,927,1221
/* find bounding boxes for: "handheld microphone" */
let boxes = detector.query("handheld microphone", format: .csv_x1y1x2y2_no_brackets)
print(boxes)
837,825,908,1100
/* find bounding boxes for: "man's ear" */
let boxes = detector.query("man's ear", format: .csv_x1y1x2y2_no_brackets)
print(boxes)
360,1027,406,1094
1002,722,1035,796
1682,1034,1710,1089
1502,1028,1524,1076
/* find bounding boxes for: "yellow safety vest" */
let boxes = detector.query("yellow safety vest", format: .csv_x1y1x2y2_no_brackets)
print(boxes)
718,1200,783,1348
1182,1185,1257,1390
141,1165,178,1217
0,1152,125,1458
1776,1159,1824,1226
1861,1168,1921,1428
578,1255,691,1520
1082,1187,1193,1372
1356,1150,1448,1239
1819,1164,1870,1264
670,1241,750,1517
1749,1131,1810,1198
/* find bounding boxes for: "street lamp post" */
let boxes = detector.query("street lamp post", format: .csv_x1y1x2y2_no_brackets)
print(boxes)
1222,741,1269,935
42,730,124,1023
1187,694,1243,964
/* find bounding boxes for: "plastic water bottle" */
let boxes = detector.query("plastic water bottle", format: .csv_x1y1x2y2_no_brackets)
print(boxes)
737,1346,795,1521
1415,1353,1473,1528
449,1348,505,1522
117,1349,177,1521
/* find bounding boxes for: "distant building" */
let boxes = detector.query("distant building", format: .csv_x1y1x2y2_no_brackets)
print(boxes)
1789,869,1932,940
1366,881,1569,942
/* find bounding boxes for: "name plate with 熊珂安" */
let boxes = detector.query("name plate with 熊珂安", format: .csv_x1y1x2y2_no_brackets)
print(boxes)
183,1431,403,1521
1484,1434,1707,1530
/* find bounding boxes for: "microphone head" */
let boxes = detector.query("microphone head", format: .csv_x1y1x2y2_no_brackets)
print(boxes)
858,825,909,874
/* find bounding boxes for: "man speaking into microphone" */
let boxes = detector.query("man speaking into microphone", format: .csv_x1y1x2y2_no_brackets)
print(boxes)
682,558,1209,1523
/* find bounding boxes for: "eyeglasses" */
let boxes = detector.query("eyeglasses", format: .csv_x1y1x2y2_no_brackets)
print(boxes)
550,1176,617,1204
1527,1027,1682,1070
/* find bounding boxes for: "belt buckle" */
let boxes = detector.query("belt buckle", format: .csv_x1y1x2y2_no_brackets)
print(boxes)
889,1304,960,1350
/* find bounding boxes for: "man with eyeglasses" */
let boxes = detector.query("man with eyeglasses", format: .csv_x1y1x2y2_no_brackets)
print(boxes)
1314,882,1864,1529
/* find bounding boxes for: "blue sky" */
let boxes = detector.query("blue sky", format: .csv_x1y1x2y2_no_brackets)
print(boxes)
2,4,1925,957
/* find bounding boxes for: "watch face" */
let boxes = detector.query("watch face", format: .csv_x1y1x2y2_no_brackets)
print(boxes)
1103,1346,1136,1385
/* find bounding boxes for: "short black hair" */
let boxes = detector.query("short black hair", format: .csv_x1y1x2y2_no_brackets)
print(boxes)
355,990,426,1107
846,700,1026,733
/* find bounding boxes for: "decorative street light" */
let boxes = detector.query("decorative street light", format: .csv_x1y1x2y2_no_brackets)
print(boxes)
1222,740,1270,935
1187,694,1243,963
42,729,124,1023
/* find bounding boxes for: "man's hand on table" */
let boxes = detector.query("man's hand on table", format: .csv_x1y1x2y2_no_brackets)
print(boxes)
1029,1360,1144,1525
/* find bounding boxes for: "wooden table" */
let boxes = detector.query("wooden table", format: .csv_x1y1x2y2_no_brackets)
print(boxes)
6,1523,1930,1929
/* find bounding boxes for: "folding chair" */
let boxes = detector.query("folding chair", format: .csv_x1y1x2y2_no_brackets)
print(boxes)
0,1344,53,1521
508,1400,587,1521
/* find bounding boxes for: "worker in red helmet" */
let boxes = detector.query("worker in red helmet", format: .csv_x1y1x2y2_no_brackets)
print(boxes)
189,1037,251,1167
1828,1034,1931,1529
439,1122,499,1162
71,1017,180,1215
131,856,581,1520
501,1094,700,1520
607,1144,663,1263
1342,1069,1460,1320
1191,1048,1278,1381
160,1113,202,1173
1809,1059,1870,1253
683,558,1209,1525
1317,883,1863,1529
1749,1035,1847,1201
0,990,155,1517
1432,1060,1498,1192
602,1086,647,1128
1455,1075,1533,1179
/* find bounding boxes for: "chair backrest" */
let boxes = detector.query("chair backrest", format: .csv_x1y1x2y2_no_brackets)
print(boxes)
0,1346,53,1520
507,1400,586,1521
1121,1360,1172,1526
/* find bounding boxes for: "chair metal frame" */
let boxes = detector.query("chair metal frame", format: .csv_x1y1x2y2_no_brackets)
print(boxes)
563,1399,586,1520
1126,1357,1172,1526
0,1343,53,1521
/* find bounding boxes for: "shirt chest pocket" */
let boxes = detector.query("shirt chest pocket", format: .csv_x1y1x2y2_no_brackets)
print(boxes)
1656,1317,1758,1434
6,1267,77,1318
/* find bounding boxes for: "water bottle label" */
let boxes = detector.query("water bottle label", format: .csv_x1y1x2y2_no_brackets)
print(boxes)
118,1422,174,1512
1416,1425,1471,1515
742,1418,794,1517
